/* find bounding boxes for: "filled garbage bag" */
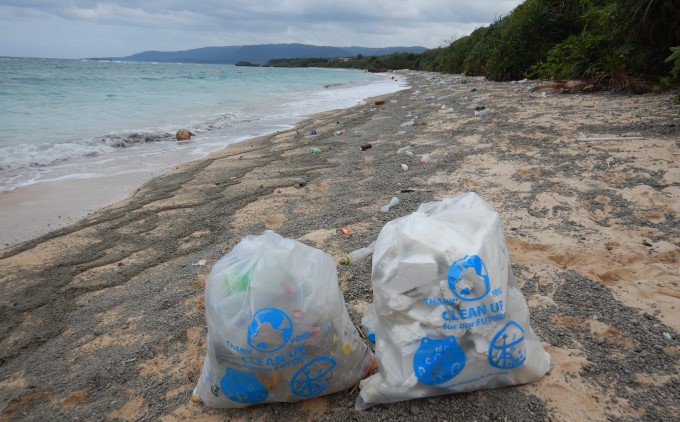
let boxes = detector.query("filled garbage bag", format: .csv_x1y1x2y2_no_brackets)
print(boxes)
193,231,375,408
356,193,551,409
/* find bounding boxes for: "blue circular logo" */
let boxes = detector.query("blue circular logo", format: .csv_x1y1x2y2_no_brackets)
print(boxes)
489,320,526,369
290,356,336,397
220,368,268,404
413,336,466,385
247,308,293,353
447,255,491,301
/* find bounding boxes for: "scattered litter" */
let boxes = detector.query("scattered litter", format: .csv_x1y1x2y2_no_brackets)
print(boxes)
396,130,406,136
341,227,350,235
664,332,673,341
334,130,346,136
340,241,376,266
380,197,400,213
419,154,430,165
397,146,413,155
401,164,409,171
375,100,385,106
471,88,477,92
308,129,317,135
122,358,137,364
400,120,415,128
474,106,489,117
390,99,398,103
192,259,207,266
309,147,322,155
576,136,644,142
407,111,414,117
361,305,376,343
361,143,373,151
399,188,433,193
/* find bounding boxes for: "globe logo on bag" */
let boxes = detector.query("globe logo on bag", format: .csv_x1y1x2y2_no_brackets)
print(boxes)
447,255,491,301
247,308,293,353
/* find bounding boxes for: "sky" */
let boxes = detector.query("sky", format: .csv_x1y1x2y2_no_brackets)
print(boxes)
0,1,523,59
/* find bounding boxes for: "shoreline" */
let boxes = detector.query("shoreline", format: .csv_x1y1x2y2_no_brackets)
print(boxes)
0,74,407,249
1,71,678,421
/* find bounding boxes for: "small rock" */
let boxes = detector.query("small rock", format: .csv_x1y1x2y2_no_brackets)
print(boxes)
663,332,673,341
596,336,605,345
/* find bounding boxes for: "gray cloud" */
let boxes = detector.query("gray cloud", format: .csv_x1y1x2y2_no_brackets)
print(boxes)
0,1,521,58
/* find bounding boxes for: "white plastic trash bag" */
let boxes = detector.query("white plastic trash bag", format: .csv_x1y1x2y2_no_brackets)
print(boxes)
193,230,376,408
356,192,551,409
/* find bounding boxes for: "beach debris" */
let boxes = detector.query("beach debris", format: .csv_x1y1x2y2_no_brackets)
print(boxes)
356,193,551,410
663,332,673,341
340,241,376,266
308,129,317,135
361,304,376,343
192,231,375,408
407,111,414,117
401,120,415,127
576,136,644,142
397,146,413,155
192,259,207,266
396,130,406,136
380,196,400,213
341,227,350,235
375,100,385,106
474,106,489,117
360,143,372,151
176,129,193,141
309,147,322,155
419,154,430,165
334,129,346,136
401,164,409,171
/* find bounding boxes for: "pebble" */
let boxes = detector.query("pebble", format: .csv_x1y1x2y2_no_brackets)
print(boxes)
596,336,605,345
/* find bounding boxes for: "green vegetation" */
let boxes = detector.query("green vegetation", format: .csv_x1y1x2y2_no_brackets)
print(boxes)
269,0,680,93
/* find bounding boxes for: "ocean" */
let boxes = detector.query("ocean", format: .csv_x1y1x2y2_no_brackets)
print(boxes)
0,58,405,192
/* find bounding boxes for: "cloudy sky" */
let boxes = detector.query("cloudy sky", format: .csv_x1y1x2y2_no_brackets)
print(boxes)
0,1,522,59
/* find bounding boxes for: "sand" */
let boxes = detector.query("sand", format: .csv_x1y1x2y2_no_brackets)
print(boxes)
0,71,678,421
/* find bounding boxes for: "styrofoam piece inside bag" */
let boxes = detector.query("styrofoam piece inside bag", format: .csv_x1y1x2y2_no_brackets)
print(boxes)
357,193,551,409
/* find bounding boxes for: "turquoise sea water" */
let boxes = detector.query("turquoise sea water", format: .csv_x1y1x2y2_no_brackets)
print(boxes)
0,58,404,190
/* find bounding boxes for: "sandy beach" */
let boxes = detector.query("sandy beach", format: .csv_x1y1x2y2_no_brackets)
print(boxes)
1,71,678,421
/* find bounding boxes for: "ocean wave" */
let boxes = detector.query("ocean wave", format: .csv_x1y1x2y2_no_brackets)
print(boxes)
0,112,238,170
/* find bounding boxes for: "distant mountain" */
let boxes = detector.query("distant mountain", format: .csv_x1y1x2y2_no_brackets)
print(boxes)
110,43,427,65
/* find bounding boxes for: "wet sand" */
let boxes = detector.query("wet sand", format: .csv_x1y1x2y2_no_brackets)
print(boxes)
1,71,678,421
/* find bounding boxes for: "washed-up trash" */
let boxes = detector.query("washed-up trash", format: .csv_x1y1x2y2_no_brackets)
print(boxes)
475,108,489,117
341,228,350,235
400,120,415,128
419,154,430,165
341,241,376,266
308,130,317,135
361,305,376,343
397,146,413,155
375,100,385,106
407,111,414,118
309,147,322,155
396,130,406,136
355,193,551,409
193,259,207,266
193,231,376,408
361,144,373,151
334,130,346,136
380,197,400,213
401,164,409,171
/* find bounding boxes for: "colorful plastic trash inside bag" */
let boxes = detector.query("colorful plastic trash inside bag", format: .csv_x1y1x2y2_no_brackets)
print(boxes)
356,192,551,409
192,230,375,408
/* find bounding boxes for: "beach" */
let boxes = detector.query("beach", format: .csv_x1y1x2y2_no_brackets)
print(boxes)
1,71,678,421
